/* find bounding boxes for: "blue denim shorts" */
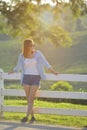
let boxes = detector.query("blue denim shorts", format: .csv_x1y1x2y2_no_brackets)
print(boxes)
22,74,41,86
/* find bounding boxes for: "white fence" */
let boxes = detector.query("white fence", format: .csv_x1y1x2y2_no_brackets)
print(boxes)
0,68,87,117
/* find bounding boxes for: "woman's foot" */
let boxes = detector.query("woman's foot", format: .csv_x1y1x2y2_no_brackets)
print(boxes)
29,116,36,123
21,116,28,123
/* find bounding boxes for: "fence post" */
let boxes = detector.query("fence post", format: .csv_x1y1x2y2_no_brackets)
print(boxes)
0,68,4,117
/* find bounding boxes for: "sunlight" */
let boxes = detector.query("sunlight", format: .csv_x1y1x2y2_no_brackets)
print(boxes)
3,0,10,2
3,0,69,4
40,11,54,25
2,0,87,4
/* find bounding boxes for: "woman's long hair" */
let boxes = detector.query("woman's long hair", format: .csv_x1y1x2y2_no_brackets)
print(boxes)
22,39,34,58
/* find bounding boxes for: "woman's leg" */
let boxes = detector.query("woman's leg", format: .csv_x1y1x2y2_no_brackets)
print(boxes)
26,86,38,117
23,85,34,117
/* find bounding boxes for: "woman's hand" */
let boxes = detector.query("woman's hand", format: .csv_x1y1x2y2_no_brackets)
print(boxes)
48,67,59,75
53,71,59,75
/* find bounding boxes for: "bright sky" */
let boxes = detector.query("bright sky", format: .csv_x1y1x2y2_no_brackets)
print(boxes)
3,0,69,4
2,0,87,6
2,0,87,3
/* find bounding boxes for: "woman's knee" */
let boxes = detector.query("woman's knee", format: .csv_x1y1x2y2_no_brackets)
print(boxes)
28,96,35,103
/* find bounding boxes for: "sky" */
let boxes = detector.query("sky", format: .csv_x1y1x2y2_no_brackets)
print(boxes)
2,0,69,4
2,0,87,7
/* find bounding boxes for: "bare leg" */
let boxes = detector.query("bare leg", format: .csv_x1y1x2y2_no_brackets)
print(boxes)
23,85,35,117
26,86,38,117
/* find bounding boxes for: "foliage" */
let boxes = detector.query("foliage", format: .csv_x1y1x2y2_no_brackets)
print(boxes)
50,81,73,91
0,0,73,46
0,15,10,34
0,0,87,46
70,0,87,17
78,88,87,92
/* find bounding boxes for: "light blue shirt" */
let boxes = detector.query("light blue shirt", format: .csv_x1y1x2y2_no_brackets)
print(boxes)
13,50,51,83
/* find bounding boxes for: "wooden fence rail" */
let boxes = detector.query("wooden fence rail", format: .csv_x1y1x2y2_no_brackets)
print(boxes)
0,68,87,117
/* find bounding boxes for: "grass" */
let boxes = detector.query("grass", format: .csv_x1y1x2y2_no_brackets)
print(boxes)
2,99,87,127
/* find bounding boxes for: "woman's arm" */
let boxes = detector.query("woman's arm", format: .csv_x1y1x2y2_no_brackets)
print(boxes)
39,51,51,69
13,54,21,72
48,67,58,75
39,51,58,75
9,54,22,74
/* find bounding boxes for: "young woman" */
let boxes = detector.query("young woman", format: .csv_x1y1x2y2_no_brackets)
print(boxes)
9,39,58,123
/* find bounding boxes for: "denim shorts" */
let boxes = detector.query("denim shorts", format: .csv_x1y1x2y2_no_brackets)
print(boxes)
22,74,41,86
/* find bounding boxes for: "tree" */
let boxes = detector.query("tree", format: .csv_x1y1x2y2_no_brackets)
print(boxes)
69,0,87,17
0,0,86,46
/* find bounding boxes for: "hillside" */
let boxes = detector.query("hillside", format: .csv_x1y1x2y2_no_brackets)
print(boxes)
0,32,87,73
0,31,87,90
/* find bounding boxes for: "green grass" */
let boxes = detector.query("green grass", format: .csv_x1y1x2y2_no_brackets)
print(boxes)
2,99,87,127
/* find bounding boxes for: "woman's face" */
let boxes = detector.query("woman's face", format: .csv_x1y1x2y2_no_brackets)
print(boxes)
29,43,35,53
23,40,36,58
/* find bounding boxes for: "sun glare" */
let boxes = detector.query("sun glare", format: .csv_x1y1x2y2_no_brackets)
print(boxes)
3,0,69,4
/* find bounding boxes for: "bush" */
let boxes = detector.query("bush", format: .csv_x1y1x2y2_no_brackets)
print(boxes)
50,81,73,91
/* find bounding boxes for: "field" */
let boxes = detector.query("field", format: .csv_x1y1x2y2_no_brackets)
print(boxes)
3,99,87,127
0,32,87,127
0,31,87,90
0,31,87,73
